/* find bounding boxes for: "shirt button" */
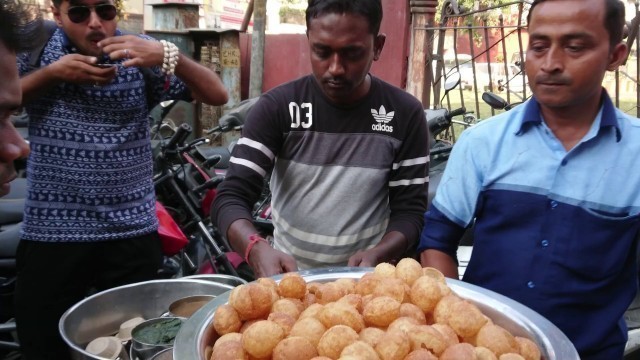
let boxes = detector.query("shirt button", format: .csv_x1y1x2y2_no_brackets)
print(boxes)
527,281,535,288
541,239,549,247
550,200,558,209
561,159,568,166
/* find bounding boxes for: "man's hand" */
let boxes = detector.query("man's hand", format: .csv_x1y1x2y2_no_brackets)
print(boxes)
248,241,298,278
348,248,383,268
98,35,164,68
48,54,116,86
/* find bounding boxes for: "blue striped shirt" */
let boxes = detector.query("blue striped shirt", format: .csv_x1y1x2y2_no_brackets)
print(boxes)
419,92,640,359
17,28,190,242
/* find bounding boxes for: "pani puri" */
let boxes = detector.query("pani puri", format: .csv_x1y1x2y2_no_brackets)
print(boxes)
289,317,327,348
422,267,446,283
239,319,259,333
271,298,304,320
334,278,357,294
355,273,383,296
515,337,541,360
448,299,489,338
433,294,463,324
431,323,460,347
374,262,397,277
408,325,447,355
256,277,280,302
210,339,247,360
241,320,285,359
475,323,518,356
404,349,438,360
315,282,346,304
229,283,274,320
439,343,476,360
337,293,363,312
318,302,365,332
374,330,411,360
267,312,296,335
500,354,526,360
303,292,317,308
387,317,419,335
399,303,427,325
212,332,242,352
278,272,307,299
213,304,242,335
410,276,445,313
373,277,407,303
395,257,423,286
362,296,401,327
340,340,380,360
272,336,318,360
358,326,386,348
317,325,359,359
299,303,324,320
475,346,499,360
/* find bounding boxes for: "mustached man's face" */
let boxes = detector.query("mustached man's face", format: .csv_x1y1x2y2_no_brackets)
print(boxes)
0,41,29,197
52,0,117,56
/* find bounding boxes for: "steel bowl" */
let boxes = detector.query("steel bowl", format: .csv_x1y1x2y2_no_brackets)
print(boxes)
173,267,579,360
59,279,234,360
183,274,247,287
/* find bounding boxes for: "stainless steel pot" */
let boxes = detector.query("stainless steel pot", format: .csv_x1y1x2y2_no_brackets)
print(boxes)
174,267,579,360
59,279,234,360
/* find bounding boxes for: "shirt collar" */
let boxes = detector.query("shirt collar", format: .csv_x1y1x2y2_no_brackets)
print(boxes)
516,89,621,141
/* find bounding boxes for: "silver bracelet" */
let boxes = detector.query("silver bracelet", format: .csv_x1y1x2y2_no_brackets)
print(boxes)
159,40,179,76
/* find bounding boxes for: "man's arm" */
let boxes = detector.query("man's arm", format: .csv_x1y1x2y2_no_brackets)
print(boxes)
420,249,459,278
174,54,228,105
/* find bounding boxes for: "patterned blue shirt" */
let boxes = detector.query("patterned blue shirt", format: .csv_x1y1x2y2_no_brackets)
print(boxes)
418,92,640,359
17,28,191,242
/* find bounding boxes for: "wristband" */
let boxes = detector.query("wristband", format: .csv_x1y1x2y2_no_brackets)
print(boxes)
244,233,267,265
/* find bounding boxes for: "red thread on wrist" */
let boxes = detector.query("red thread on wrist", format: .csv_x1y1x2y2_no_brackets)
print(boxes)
244,234,267,265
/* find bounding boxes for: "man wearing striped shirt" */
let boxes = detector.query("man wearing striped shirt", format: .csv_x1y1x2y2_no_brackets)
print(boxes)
211,0,429,278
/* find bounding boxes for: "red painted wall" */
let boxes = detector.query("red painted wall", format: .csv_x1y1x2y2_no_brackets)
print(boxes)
239,1,411,99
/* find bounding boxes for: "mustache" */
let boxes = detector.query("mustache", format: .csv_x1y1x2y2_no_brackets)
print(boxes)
323,76,348,84
534,75,570,85
87,31,106,42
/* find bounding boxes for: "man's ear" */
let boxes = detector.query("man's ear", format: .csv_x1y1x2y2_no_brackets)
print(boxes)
607,42,628,71
373,33,386,61
51,5,63,27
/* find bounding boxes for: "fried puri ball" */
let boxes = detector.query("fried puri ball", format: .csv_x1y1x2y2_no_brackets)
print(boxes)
337,293,363,312
213,304,242,335
475,323,518,356
395,257,423,286
267,312,296,335
212,332,242,352
229,283,274,321
210,339,247,360
375,330,411,360
475,346,499,360
431,323,460,347
387,316,419,335
271,298,304,320
374,262,397,277
310,358,332,360
241,320,285,359
358,326,386,348
421,267,446,283
433,294,464,325
500,354,526,360
278,272,307,299
410,276,445,313
239,319,259,333
399,303,427,325
315,282,346,305
334,278,357,295
363,296,401,327
256,277,280,301
408,325,448,356
289,317,327,348
303,292,317,308
355,273,383,296
299,303,324,320
404,349,438,360
318,302,365,332
515,337,541,360
317,325,359,359
307,282,323,295
373,277,407,303
448,299,489,339
272,336,318,360
439,343,476,360
340,340,380,360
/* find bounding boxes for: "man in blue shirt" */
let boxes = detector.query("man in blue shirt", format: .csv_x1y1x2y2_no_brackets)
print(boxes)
419,0,639,358
13,0,228,358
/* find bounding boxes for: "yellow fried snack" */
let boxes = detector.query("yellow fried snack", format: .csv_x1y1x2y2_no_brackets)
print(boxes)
229,283,274,321
318,302,365,332
387,316,420,335
433,294,464,325
475,346,499,360
410,276,445,313
241,320,285,359
315,282,346,304
447,299,489,338
267,312,296,335
439,343,476,360
256,277,280,302
337,293,363,312
299,303,325,320
375,330,410,360
404,349,438,360
278,272,307,300
431,323,459,347
355,273,383,296
499,354,526,360
289,316,327,348
373,277,407,303
272,336,318,360
358,326,386,348
395,257,423,286
212,304,242,336
362,296,401,327
334,278,357,295
475,323,519,357
399,302,427,325
340,340,380,360
271,298,304,320
408,325,448,356
316,325,359,359
374,262,397,278
515,336,542,360
212,332,242,352
210,339,247,360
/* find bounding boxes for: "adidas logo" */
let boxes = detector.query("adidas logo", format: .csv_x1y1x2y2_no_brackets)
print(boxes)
371,105,394,132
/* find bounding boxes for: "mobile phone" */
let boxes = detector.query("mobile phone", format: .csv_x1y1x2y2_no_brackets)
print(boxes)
93,63,115,68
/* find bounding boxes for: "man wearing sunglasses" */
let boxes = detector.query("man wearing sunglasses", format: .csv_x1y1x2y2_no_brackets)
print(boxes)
13,0,229,358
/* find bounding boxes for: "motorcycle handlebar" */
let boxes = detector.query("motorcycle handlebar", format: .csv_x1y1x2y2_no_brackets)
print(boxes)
447,107,466,119
165,123,192,151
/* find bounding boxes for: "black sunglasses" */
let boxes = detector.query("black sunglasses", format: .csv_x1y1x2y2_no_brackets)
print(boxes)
66,4,117,24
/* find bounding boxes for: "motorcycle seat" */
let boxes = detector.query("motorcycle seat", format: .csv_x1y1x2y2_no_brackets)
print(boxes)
195,145,231,169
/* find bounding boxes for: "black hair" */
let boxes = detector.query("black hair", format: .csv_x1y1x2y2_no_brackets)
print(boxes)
527,0,625,47
305,0,383,35
0,0,44,53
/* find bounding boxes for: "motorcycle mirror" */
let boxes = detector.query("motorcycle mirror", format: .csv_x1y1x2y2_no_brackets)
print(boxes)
482,91,509,110
444,71,461,92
